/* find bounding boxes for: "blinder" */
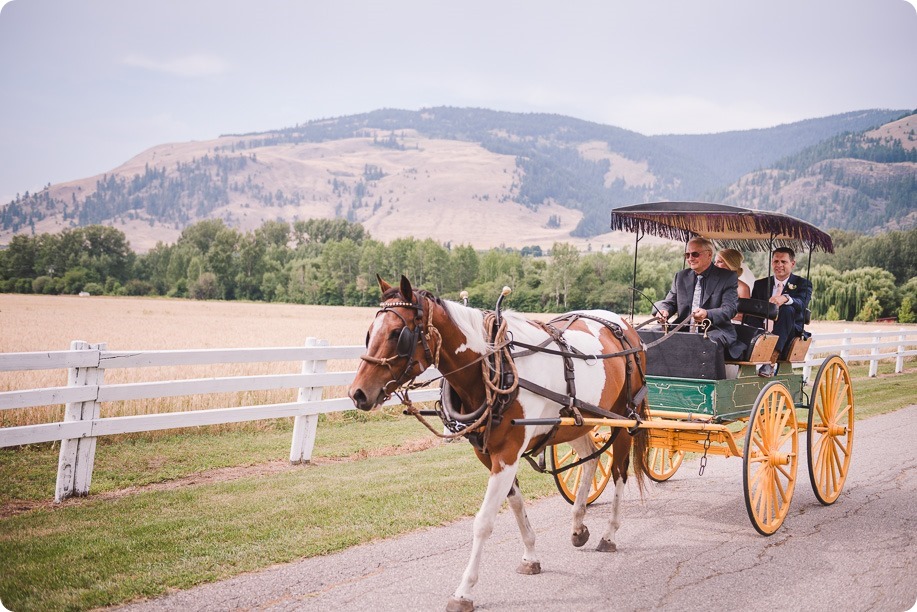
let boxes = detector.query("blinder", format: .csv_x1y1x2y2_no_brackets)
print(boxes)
396,325,417,357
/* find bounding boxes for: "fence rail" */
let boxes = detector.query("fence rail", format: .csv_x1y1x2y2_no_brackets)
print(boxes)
798,327,917,378
0,338,441,502
1,327,914,502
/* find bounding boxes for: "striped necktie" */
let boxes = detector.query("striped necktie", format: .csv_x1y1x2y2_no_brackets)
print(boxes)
690,274,703,331
767,279,784,331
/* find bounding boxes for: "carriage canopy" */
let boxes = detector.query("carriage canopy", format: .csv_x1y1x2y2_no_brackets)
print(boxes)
609,202,834,254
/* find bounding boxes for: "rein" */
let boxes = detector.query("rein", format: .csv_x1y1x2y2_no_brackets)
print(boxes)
362,294,700,455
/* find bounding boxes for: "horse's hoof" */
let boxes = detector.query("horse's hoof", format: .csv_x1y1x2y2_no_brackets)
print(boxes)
596,538,617,552
446,596,474,612
516,560,542,575
571,526,590,547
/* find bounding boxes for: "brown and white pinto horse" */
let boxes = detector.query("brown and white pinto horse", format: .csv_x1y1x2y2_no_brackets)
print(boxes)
349,276,648,612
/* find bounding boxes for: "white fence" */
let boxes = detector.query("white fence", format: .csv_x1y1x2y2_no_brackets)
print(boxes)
798,327,917,378
1,328,915,502
0,338,439,502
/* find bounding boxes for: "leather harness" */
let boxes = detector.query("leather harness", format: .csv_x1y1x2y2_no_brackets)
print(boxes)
365,296,648,474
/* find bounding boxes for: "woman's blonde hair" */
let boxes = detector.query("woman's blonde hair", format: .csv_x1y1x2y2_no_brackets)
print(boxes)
716,248,744,274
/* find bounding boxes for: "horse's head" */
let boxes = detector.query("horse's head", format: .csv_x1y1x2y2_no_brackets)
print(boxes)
349,275,436,411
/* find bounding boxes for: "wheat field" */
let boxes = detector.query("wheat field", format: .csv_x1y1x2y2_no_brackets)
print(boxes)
0,294,380,428
1,293,907,429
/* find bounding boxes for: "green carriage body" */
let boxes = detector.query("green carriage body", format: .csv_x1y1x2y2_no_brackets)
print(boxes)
645,366,805,421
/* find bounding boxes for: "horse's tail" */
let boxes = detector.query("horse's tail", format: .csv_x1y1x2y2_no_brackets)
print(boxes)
629,394,650,498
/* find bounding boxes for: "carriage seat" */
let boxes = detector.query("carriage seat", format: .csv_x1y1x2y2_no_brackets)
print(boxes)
730,298,811,363
783,308,813,362
729,298,779,363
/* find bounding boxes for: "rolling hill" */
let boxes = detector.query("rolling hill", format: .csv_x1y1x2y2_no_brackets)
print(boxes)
1,107,912,252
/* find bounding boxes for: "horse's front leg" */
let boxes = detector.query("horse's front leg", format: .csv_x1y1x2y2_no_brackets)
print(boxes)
448,463,519,612
568,436,599,548
506,478,541,575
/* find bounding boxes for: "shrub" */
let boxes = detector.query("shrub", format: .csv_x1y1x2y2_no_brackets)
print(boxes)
82,282,104,296
123,279,156,296
898,296,916,324
854,293,883,322
32,276,61,294
189,272,220,300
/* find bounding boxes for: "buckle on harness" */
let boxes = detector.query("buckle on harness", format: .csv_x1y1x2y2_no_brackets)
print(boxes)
626,404,644,435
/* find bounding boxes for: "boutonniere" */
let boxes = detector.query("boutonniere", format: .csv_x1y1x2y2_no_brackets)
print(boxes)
787,283,796,290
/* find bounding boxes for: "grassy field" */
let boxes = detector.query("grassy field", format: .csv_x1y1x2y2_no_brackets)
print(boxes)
1,294,915,611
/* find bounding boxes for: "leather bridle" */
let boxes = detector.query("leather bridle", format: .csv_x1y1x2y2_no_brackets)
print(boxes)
360,294,437,401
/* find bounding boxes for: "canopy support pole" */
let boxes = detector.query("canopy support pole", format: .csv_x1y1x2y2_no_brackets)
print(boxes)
629,228,644,321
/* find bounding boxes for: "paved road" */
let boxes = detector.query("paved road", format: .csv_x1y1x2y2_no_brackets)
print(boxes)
119,406,917,612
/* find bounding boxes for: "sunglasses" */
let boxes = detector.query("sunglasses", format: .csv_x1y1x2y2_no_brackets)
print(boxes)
684,251,707,259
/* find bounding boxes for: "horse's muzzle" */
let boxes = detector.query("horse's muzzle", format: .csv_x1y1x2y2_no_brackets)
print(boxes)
348,386,381,411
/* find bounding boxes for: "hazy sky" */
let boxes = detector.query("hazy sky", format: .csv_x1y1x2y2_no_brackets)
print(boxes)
1,0,915,204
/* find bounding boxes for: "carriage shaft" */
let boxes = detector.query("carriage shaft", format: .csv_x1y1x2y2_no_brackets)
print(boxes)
512,416,742,457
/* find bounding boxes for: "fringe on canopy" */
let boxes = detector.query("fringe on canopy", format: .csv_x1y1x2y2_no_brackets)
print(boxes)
609,203,834,253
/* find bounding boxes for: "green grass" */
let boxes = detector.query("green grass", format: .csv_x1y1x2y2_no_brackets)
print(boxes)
843,362,917,418
0,442,558,611
0,411,425,505
0,364,914,611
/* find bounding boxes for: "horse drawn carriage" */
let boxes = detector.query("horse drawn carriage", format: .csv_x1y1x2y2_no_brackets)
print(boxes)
349,202,854,611
545,202,854,536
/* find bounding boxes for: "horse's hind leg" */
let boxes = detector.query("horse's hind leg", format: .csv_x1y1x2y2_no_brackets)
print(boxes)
506,478,541,575
448,463,519,612
596,477,625,552
597,440,631,552
568,436,599,548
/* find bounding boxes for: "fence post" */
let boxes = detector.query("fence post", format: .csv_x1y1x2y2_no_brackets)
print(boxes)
290,337,327,464
869,333,880,377
55,341,105,502
896,328,905,374
841,328,851,363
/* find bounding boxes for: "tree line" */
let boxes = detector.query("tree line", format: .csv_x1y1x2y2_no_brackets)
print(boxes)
0,219,914,321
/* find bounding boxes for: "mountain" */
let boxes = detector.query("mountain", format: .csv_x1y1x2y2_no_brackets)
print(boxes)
0,107,912,252
716,111,917,232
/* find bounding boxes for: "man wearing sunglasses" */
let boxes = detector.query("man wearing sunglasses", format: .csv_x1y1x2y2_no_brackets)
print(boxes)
653,237,744,359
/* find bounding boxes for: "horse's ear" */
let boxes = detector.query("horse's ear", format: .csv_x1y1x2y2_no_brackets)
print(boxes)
377,274,392,293
399,275,413,302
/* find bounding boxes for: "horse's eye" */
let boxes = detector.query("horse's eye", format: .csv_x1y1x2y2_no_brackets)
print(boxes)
364,331,370,347
389,330,401,341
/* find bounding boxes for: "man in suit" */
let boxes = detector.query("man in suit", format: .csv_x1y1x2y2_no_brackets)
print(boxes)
654,237,744,359
745,247,814,377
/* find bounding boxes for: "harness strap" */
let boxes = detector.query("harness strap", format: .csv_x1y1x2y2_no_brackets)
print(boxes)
510,340,644,361
517,378,640,423
522,426,621,476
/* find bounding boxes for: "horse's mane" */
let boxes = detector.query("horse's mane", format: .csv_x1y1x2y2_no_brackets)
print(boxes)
381,287,548,354
441,299,489,355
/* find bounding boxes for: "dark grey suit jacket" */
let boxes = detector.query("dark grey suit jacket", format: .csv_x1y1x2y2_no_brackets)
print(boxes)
653,264,742,359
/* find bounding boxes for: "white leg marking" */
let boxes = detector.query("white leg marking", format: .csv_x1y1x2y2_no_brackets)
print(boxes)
598,477,627,551
506,480,539,566
569,436,598,547
453,466,519,602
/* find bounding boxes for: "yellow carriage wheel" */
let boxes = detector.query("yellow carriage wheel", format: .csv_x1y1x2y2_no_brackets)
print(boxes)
646,446,685,482
743,381,799,536
550,426,614,505
807,355,855,505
